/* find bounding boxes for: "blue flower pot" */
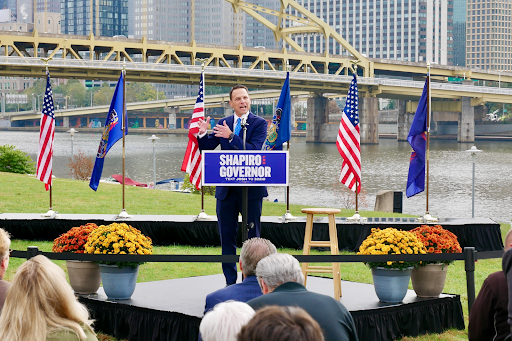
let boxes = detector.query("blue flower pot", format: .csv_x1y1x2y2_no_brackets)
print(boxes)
371,267,412,303
99,264,139,300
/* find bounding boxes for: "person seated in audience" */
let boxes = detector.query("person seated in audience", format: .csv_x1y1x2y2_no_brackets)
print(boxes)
470,228,512,341
203,237,277,315
0,255,98,341
0,228,11,310
237,305,324,341
247,253,359,341
200,301,255,341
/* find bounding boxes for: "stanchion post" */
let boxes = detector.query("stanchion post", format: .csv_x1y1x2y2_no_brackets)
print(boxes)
27,246,39,259
464,246,476,314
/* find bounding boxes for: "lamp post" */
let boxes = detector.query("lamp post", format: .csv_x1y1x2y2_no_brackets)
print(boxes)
67,128,78,179
465,146,482,218
36,94,43,112
148,135,160,188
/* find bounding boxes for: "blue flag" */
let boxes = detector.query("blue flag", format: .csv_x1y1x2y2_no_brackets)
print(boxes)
89,72,127,191
406,74,429,198
262,72,291,150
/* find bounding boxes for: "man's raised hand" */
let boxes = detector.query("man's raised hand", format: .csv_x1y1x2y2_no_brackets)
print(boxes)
198,116,211,135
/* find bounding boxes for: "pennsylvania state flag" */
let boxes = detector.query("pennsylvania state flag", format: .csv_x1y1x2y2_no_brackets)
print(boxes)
262,72,291,150
406,73,429,198
89,72,127,191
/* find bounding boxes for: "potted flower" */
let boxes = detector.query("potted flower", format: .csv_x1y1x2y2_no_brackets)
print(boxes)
358,227,427,303
84,222,153,300
52,223,100,294
410,225,462,297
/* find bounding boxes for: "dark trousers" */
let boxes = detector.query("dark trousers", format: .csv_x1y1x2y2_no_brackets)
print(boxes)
216,188,262,285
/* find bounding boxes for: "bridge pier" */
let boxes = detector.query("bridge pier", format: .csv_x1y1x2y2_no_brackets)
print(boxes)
63,117,70,128
360,96,379,144
459,96,475,143
306,95,328,142
165,107,178,129
397,100,413,141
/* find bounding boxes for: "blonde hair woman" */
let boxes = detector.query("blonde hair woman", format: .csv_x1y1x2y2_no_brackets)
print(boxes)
0,255,97,341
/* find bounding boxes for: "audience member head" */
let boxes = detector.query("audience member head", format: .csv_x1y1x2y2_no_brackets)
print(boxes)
256,253,304,293
505,228,512,251
0,228,10,278
237,305,324,341
200,301,255,341
240,238,277,277
0,255,94,341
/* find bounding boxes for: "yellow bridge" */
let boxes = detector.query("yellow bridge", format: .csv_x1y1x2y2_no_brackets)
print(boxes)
1,0,511,142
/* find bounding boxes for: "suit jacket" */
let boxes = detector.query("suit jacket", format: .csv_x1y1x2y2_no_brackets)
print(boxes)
502,249,512,337
203,275,262,315
198,112,268,200
468,271,509,341
247,282,359,341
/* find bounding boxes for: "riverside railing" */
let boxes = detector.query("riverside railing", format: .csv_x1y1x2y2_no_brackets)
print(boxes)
11,246,504,315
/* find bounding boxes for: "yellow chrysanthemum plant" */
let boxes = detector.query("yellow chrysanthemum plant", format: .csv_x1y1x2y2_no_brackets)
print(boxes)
84,222,153,268
358,227,428,270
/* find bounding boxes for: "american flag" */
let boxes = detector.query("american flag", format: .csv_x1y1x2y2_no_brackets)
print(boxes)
36,71,55,191
181,71,205,190
336,73,361,193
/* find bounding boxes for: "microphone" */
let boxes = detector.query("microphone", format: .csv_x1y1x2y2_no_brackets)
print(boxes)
241,117,247,127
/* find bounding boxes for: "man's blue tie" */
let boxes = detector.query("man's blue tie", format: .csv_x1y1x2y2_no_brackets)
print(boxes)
234,117,242,136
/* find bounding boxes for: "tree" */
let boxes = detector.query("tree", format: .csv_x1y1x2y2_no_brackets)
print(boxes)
0,145,35,174
126,82,164,103
94,84,115,106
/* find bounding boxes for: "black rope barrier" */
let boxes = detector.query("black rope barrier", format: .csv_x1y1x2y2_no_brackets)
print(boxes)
12,246,504,315
11,248,503,263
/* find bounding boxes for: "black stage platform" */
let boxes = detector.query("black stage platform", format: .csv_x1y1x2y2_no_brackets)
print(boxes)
78,274,465,341
0,213,503,251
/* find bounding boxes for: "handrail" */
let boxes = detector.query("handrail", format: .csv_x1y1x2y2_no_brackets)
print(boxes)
13,246,500,314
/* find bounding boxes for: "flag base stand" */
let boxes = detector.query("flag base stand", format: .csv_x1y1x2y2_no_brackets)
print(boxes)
116,209,132,219
41,209,58,218
346,212,367,223
416,213,438,223
278,211,298,221
196,210,212,220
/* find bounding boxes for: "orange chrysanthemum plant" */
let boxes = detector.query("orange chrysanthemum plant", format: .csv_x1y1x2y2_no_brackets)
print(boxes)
52,223,99,253
410,225,462,267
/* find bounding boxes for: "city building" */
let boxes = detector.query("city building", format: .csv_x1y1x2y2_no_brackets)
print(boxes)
466,0,510,71
285,0,454,65
453,0,466,66
61,0,128,37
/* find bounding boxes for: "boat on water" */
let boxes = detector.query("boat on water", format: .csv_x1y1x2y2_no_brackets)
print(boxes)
108,174,148,187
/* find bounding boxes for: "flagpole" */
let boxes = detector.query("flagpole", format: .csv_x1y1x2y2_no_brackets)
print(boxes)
118,60,130,219
426,62,430,215
40,57,57,218
346,62,365,223
197,59,210,220
282,66,296,221
422,61,437,223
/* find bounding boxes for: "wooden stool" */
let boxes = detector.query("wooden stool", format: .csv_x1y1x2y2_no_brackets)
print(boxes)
301,208,342,300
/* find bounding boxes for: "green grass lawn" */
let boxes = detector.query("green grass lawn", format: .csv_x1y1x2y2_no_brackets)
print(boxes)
0,172,508,341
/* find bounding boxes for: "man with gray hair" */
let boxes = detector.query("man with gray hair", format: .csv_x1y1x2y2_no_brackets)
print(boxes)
247,253,358,341
203,237,277,315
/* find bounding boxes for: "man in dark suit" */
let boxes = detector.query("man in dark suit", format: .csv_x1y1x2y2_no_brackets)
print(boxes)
203,238,277,315
197,84,268,285
247,253,359,341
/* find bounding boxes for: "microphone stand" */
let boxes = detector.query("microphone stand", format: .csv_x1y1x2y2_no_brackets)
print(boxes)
241,118,251,242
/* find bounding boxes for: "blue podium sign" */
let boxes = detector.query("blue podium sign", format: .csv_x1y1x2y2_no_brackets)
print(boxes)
202,150,289,186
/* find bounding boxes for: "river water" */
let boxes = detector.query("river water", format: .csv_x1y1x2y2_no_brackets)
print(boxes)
1,131,511,223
